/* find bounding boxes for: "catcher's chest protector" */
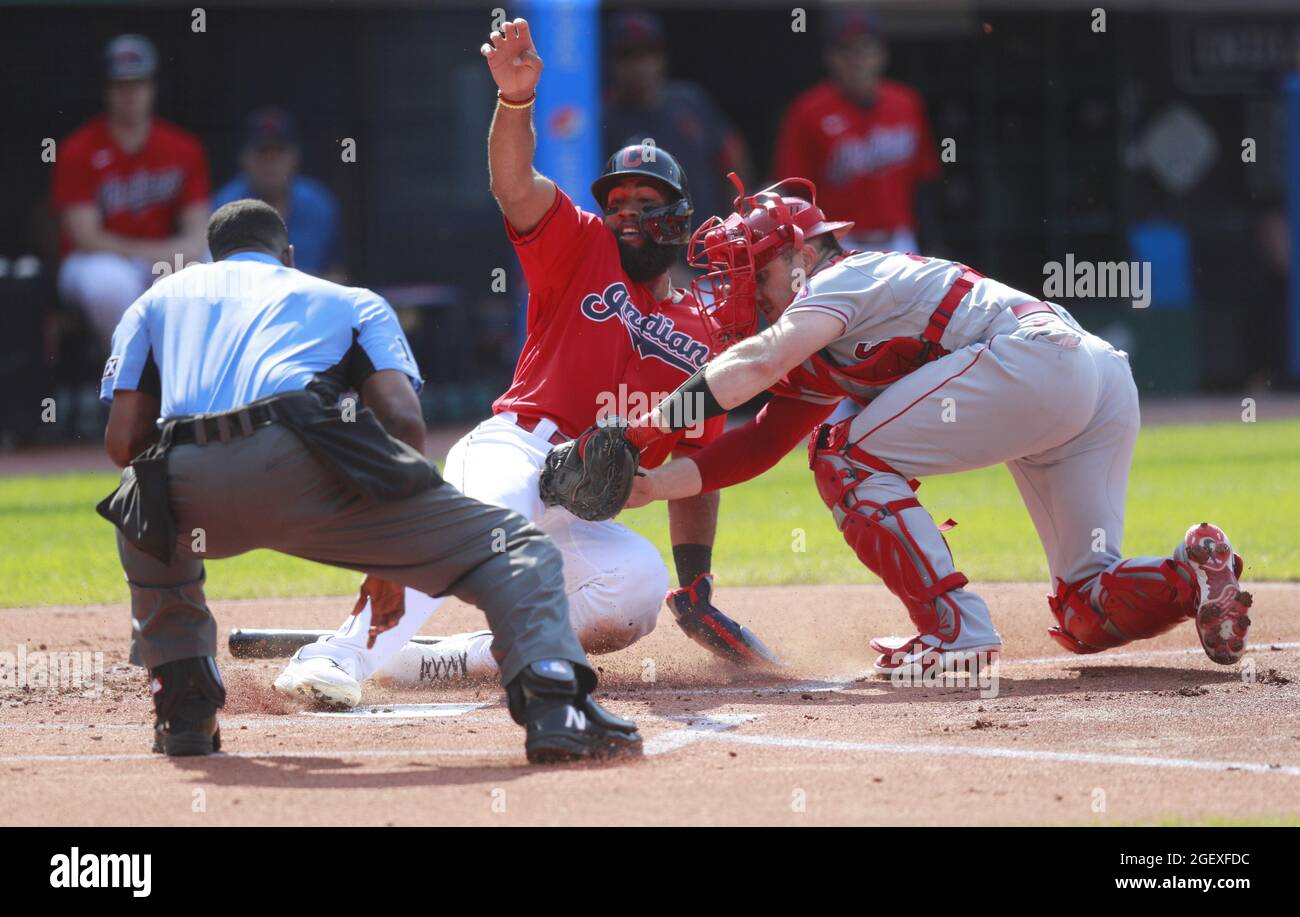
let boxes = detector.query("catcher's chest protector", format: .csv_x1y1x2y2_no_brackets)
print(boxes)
800,264,984,396
1047,559,1202,654
808,420,968,643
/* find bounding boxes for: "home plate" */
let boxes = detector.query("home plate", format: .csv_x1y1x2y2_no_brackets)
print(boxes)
644,713,761,755
305,703,487,719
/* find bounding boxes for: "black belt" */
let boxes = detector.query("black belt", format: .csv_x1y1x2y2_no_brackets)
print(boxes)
171,402,280,446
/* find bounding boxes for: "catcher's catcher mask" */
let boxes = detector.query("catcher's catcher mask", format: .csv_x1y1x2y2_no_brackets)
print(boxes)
688,174,806,351
688,174,853,352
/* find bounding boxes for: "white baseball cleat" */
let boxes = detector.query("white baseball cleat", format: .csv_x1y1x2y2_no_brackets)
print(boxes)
869,634,1001,679
273,649,362,709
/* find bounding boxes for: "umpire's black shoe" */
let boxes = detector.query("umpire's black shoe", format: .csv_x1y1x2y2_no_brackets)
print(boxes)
149,656,226,757
507,659,643,764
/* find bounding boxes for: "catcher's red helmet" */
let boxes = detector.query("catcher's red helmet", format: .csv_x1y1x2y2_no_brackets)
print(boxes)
688,174,853,349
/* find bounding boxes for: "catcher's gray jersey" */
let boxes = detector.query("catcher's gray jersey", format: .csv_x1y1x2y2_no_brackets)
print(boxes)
782,251,1083,402
782,250,1145,656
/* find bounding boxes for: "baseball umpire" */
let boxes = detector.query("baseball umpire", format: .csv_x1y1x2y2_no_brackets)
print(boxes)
97,198,641,763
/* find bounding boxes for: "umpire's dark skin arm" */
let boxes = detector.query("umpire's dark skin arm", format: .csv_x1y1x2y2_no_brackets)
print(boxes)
105,390,161,467
105,370,426,469
360,369,427,452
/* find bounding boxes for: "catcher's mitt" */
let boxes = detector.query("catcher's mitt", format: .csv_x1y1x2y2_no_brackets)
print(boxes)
539,417,641,521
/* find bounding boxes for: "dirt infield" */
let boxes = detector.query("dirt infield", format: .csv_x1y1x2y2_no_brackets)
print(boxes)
2,583,1298,826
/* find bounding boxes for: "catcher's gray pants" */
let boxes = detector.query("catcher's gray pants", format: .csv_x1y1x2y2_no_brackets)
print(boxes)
116,423,587,687
845,312,1141,650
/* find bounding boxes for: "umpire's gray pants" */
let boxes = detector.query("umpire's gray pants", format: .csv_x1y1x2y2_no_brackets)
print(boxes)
116,423,589,689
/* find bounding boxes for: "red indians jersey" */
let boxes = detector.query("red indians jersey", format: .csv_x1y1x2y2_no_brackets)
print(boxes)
52,116,211,254
774,79,939,234
496,188,722,467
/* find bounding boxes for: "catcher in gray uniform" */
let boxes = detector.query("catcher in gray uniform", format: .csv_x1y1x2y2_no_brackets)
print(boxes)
543,177,1254,676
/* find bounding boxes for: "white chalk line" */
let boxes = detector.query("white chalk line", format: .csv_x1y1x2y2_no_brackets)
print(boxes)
5,637,1297,735
5,710,1298,778
644,714,760,755
6,641,1288,727
703,732,1300,777
0,714,758,765
0,710,494,731
5,645,1298,768
5,636,1297,735
7,722,1296,779
1009,641,1300,667
0,747,519,764
624,679,853,697
304,702,487,719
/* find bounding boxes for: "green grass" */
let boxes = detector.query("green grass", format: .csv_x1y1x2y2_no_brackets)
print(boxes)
623,417,1300,587
1,418,1296,607
1146,815,1300,827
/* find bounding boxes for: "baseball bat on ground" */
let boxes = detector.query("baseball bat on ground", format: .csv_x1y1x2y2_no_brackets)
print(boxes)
227,627,444,658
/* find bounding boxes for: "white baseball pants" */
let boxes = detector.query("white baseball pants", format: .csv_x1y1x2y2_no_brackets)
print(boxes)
299,413,668,680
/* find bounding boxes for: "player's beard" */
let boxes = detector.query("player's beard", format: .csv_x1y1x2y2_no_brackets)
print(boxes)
618,238,682,285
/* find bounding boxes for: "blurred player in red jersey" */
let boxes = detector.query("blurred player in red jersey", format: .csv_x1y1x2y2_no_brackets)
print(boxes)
273,18,774,708
51,34,211,348
774,9,940,255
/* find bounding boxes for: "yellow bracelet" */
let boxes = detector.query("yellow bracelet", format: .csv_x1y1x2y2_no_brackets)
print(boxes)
497,90,536,110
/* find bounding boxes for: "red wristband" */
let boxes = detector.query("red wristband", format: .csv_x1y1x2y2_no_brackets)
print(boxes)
626,421,666,452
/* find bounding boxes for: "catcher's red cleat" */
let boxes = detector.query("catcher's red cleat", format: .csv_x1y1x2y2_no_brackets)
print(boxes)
870,634,1000,678
1183,523,1252,665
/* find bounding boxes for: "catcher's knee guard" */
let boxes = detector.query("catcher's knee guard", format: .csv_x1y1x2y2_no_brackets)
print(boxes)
1047,558,1200,654
808,422,967,642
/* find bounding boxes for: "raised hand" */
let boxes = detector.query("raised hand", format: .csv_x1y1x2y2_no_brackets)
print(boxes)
480,17,543,102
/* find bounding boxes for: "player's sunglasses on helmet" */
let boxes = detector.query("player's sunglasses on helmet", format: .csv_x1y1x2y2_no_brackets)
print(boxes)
607,196,694,247
639,198,693,246
689,173,805,351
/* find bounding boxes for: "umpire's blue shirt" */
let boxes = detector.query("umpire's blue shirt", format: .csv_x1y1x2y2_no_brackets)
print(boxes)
100,251,422,419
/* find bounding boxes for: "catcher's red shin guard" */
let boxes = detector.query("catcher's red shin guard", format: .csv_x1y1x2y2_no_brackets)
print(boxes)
1046,524,1252,662
1047,558,1201,655
808,422,967,643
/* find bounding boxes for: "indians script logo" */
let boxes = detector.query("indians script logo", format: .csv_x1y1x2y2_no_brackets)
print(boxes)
580,283,710,373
